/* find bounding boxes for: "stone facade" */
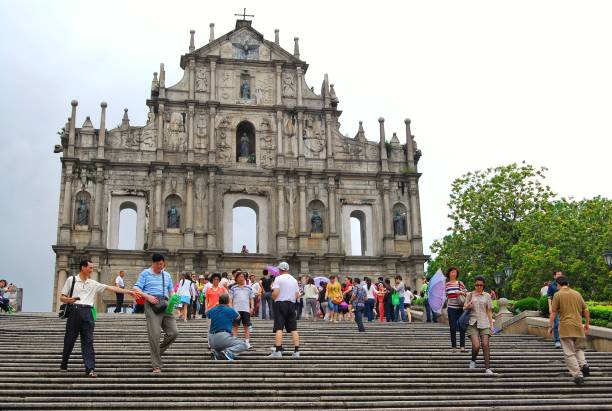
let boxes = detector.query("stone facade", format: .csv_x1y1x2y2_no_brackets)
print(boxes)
51,20,427,310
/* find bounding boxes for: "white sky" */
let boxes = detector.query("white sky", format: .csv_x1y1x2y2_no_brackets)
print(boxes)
0,0,610,311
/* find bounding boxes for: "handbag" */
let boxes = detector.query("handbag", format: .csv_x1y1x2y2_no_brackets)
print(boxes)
456,292,472,332
58,276,77,319
456,281,467,305
391,291,400,306
151,271,168,314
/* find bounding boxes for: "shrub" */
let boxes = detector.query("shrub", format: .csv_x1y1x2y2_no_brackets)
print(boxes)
513,297,540,314
492,299,499,313
413,297,424,306
539,295,549,317
589,305,612,322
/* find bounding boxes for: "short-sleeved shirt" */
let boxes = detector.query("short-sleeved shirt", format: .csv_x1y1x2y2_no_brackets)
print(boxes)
207,305,239,334
352,285,367,307
365,283,377,299
229,284,254,312
395,282,406,298
61,275,107,306
205,286,228,310
115,275,125,288
177,279,194,298
468,292,492,329
421,283,429,300
272,274,299,302
303,284,319,299
547,281,559,299
551,287,588,338
251,282,261,296
326,282,342,300
134,269,173,298
445,281,467,309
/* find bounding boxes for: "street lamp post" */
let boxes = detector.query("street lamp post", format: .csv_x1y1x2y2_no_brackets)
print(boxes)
603,251,612,269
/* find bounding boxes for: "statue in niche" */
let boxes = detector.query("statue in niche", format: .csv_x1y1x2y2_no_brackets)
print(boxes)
240,132,251,157
75,198,89,226
167,205,180,229
393,210,406,236
240,79,251,99
311,210,323,233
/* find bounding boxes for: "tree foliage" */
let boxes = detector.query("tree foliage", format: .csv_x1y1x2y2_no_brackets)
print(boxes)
429,163,611,301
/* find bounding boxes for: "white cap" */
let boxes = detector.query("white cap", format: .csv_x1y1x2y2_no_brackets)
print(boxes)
278,262,290,271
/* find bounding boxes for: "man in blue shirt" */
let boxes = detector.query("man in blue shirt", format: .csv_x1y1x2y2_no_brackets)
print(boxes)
208,293,248,360
132,253,179,373
547,270,563,348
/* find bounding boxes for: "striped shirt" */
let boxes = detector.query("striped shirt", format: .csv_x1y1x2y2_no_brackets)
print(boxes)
445,281,466,309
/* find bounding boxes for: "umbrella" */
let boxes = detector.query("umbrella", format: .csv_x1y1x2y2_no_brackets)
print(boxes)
266,265,280,277
313,276,330,288
428,269,447,314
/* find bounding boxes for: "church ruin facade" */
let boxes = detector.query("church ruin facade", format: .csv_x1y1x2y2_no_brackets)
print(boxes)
52,19,427,309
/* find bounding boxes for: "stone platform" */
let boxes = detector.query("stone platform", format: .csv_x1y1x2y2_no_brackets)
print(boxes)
1,313,612,410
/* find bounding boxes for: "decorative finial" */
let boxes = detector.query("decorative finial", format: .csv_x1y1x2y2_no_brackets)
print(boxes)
189,30,195,52
274,29,279,45
378,117,385,123
404,118,411,124
209,23,215,42
294,37,300,59
71,100,78,106
100,101,107,108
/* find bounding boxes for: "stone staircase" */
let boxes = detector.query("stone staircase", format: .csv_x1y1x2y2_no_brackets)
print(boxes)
1,313,611,410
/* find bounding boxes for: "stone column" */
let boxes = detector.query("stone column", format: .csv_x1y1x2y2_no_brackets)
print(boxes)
209,60,217,101
297,111,305,166
276,174,287,253
409,181,424,255
327,176,339,253
91,166,105,246
298,174,308,250
97,102,107,159
59,163,74,244
287,182,296,237
156,103,165,161
153,168,164,247
275,110,284,165
207,170,216,249
325,113,334,168
296,66,303,106
184,170,194,248
67,100,77,157
382,179,394,254
379,117,389,172
187,104,195,162
275,63,282,105
208,106,216,163
404,118,415,170
188,58,195,100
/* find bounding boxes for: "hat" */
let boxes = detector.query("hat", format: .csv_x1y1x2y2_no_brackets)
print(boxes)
198,275,205,279
278,262,290,272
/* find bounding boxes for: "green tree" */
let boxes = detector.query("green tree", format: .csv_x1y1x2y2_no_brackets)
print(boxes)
429,163,555,292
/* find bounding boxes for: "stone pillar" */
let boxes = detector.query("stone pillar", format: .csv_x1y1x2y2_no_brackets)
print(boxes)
189,30,195,53
379,117,389,172
404,118,415,170
382,179,394,254
287,182,296,237
209,60,217,101
325,113,334,168
274,29,279,45
91,166,105,246
207,170,216,249
296,66,303,106
297,111,304,166
156,102,165,161
209,23,215,42
275,63,282,105
208,106,216,163
327,176,339,253
293,37,300,59
188,58,195,100
276,174,287,254
67,100,77,157
59,163,74,244
153,168,164,247
55,267,68,310
97,102,107,159
275,110,284,165
184,170,194,248
298,174,308,250
187,104,195,162
409,181,423,255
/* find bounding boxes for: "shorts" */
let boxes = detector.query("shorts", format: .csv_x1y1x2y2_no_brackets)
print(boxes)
467,324,491,337
233,311,251,327
180,296,191,304
273,301,297,333
328,299,340,312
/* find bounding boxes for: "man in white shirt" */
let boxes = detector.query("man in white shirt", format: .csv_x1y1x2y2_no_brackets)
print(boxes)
60,259,133,377
269,262,301,358
114,271,126,313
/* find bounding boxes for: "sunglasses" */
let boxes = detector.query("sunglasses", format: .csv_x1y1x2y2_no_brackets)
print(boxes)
475,283,484,287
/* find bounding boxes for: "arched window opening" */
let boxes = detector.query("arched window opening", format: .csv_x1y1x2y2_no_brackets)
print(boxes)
350,210,367,256
233,202,257,253
118,203,137,250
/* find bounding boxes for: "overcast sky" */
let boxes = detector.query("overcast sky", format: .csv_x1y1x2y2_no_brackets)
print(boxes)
1,1,610,311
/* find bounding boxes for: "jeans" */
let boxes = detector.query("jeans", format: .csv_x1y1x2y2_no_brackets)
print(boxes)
208,331,248,357
393,297,406,322
354,305,366,331
384,299,393,322
261,292,274,320
425,300,437,322
447,307,466,348
365,298,375,322
305,298,318,318
553,313,560,343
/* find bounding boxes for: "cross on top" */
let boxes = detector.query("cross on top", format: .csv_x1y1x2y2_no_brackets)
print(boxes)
235,8,254,20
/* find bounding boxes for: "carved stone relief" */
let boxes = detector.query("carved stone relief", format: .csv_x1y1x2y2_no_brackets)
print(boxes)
231,32,260,60
254,73,273,105
220,71,234,101
195,114,208,149
282,72,296,97
195,67,209,92
259,118,275,167
164,112,187,151
216,116,232,163
303,114,325,157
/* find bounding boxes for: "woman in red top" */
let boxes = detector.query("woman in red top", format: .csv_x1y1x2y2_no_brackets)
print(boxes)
205,273,227,315
376,283,387,322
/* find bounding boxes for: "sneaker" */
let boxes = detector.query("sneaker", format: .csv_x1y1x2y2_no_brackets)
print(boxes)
221,350,234,361
484,368,495,376
210,351,221,360
555,341,561,348
291,351,300,359
60,366,68,372
248,325,253,332
469,361,476,369
452,347,457,353
268,351,283,358
245,341,252,350
573,376,584,385
581,364,590,377
460,347,467,353
86,369,97,378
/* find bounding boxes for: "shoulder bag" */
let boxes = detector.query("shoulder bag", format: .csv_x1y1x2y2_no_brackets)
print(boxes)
456,292,472,333
58,276,77,319
151,272,169,314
